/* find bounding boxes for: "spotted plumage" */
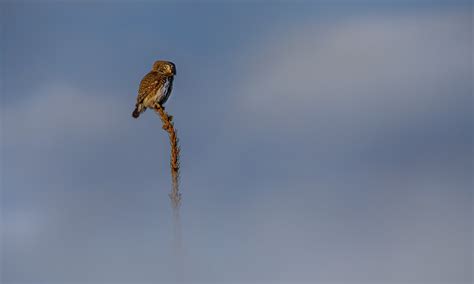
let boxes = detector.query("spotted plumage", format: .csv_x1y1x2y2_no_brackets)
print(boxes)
132,60,176,118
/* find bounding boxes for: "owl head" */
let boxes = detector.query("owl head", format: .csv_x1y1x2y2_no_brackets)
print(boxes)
152,60,176,76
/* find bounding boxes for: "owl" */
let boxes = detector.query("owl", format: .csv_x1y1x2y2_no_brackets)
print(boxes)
132,60,176,118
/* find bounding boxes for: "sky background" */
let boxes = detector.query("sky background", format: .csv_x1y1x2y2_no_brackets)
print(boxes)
1,1,472,284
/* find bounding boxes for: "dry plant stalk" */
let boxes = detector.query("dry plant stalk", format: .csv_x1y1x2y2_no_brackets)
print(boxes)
153,103,181,210
153,104,183,269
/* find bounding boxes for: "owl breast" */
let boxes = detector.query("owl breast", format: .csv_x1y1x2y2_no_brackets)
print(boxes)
142,77,172,108
156,78,171,104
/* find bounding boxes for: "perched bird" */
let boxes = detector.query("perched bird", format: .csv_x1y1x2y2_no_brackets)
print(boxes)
132,60,176,118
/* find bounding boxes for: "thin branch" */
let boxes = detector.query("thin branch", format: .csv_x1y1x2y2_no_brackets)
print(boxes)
152,104,181,210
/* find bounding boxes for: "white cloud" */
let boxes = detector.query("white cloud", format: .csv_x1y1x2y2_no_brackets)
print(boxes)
239,171,471,282
3,210,45,245
235,10,471,132
2,84,128,146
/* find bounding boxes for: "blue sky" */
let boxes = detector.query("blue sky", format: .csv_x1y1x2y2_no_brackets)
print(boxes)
1,1,472,283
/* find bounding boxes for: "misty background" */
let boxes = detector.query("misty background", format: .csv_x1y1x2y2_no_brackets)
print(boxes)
1,1,472,283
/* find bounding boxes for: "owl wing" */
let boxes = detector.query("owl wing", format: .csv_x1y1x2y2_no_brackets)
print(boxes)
136,71,161,104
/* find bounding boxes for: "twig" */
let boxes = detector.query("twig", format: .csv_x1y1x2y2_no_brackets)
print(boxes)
153,104,183,280
152,103,181,210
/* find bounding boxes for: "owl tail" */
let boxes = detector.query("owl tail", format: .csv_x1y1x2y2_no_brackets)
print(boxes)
132,106,141,118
